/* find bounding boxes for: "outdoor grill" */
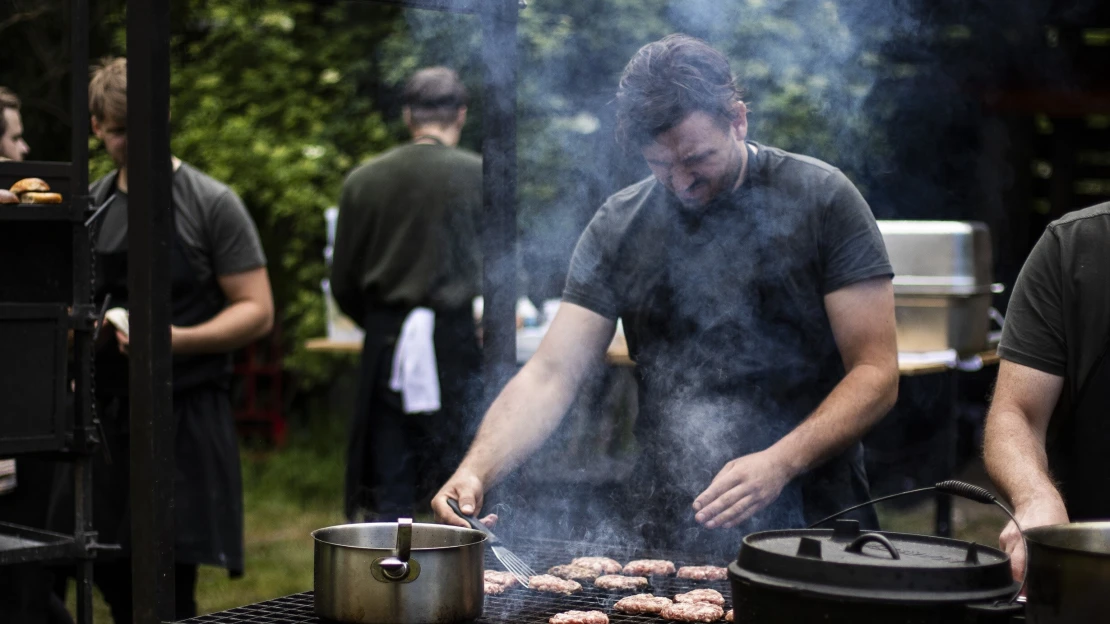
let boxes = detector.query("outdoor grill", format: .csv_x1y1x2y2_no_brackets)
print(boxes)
181,537,734,624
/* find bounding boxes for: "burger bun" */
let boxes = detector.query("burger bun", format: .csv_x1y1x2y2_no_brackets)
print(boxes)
10,178,51,195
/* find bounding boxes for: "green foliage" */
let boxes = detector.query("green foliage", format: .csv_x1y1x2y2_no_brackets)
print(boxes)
82,0,888,394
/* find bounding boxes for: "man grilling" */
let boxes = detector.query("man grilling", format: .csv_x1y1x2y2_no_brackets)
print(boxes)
433,34,898,557
983,201,1110,581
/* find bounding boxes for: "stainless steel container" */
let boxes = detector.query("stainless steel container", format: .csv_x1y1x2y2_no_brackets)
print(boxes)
878,221,998,354
312,518,486,624
1024,522,1110,624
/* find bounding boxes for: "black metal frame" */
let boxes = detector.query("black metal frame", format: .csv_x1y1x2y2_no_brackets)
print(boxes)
0,2,104,623
122,0,521,622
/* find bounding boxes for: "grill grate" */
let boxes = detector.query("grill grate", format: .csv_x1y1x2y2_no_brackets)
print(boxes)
182,538,734,623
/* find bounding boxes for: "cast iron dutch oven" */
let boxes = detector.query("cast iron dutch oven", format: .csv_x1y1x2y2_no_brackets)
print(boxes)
728,518,1023,624
312,518,486,624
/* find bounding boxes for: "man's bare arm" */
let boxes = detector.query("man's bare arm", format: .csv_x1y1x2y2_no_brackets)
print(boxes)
171,267,275,354
694,276,899,528
983,359,1068,579
433,303,616,525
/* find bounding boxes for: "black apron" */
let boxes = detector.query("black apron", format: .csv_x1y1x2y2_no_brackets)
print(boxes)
52,171,244,572
1051,338,1110,520
344,306,481,521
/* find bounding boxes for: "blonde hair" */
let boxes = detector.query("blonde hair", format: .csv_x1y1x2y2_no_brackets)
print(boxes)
89,57,127,122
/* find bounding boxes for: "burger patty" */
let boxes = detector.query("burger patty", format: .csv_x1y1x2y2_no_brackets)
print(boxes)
725,609,734,622
484,570,519,588
528,574,582,595
548,610,609,624
622,559,676,576
674,589,726,606
594,575,648,591
484,581,507,596
548,564,600,581
613,594,673,615
676,565,729,581
570,556,623,575
661,602,725,622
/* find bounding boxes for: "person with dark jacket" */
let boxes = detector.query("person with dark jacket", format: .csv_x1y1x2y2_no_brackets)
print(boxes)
50,57,274,622
984,202,1110,581
331,67,483,522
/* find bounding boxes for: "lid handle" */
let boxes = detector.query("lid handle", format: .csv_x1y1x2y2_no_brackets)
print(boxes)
844,533,901,560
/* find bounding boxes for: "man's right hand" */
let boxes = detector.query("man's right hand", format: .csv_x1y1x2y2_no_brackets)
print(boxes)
1001,496,1069,582
432,468,498,529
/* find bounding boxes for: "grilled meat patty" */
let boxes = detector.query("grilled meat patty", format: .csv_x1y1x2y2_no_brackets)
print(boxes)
548,610,609,624
622,559,676,576
676,565,729,581
570,556,623,575
528,574,582,595
548,564,600,581
613,594,674,615
484,570,519,588
674,589,725,606
725,609,734,622
594,574,649,591
484,581,507,595
661,602,725,622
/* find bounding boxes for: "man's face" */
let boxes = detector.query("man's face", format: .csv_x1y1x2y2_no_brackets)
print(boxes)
92,115,127,168
1,108,30,161
641,108,748,210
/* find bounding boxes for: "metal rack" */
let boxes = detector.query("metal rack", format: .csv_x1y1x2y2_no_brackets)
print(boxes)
0,1,110,623
180,538,733,624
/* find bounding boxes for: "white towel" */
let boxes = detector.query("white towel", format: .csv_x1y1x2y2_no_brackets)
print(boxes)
389,308,441,414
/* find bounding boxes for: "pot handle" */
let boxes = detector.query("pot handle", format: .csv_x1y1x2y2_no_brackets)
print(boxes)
845,533,901,560
376,518,415,581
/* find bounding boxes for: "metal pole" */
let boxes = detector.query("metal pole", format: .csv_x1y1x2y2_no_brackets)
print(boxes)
479,0,519,393
127,0,175,621
69,1,94,622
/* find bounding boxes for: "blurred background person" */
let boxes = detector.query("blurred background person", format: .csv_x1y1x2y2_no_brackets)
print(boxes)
0,86,31,161
332,66,484,523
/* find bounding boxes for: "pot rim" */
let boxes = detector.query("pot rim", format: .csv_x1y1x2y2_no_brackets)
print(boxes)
1024,521,1110,558
311,522,488,552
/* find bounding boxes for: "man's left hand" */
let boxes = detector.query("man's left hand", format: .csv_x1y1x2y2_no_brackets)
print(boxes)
693,450,795,529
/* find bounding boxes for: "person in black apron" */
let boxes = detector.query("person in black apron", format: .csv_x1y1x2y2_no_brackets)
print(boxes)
51,167,249,622
984,201,1110,581
332,67,485,523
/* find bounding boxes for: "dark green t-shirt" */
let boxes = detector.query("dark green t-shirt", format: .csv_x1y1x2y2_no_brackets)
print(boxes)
331,143,482,323
563,142,892,530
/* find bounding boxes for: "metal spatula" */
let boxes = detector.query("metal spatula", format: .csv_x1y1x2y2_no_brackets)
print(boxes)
447,498,535,588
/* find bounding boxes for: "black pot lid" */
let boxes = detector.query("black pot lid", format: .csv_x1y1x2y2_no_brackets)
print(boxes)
729,520,1018,604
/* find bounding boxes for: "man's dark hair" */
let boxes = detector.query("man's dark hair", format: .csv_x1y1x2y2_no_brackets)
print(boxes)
0,87,21,136
615,34,742,148
403,67,469,127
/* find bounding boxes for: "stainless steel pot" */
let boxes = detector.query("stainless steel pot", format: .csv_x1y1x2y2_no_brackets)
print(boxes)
1024,522,1110,624
312,518,486,624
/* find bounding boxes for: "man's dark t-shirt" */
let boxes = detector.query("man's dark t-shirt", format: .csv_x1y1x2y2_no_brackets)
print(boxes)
998,202,1110,512
563,142,892,541
332,143,482,323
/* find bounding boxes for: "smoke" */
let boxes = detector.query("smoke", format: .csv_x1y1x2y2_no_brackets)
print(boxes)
378,0,1072,556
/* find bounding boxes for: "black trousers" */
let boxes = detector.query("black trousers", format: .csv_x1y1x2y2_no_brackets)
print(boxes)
56,560,198,623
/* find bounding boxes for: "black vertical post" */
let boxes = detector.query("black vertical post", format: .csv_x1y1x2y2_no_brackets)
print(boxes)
479,0,519,392
69,1,93,622
128,0,175,621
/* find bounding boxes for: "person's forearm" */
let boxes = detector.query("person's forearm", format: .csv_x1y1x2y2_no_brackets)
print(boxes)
983,406,1061,511
769,363,898,478
173,300,273,354
457,359,580,487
